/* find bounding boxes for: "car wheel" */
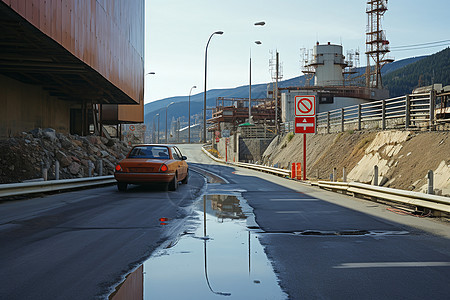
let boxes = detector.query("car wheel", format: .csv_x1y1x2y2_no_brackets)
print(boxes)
181,170,188,184
117,182,128,192
168,174,178,191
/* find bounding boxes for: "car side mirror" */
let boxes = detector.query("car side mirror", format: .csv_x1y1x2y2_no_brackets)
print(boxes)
181,156,187,160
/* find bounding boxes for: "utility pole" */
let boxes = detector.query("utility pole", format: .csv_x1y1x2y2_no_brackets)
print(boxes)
275,51,279,134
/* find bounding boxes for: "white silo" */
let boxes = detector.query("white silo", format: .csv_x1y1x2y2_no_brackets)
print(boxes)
312,42,346,86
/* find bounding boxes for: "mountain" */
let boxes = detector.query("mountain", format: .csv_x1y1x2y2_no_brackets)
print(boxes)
383,48,450,97
144,54,430,130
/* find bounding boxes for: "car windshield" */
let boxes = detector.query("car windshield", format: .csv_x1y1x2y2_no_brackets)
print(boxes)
128,146,170,159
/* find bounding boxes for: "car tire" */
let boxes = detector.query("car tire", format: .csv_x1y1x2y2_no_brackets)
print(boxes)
168,174,178,191
117,182,128,192
181,170,188,184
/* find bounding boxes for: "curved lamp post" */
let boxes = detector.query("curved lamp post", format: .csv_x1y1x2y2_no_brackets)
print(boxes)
249,40,262,123
166,101,175,143
154,113,160,143
152,113,159,143
203,31,224,143
188,85,197,143
249,21,265,123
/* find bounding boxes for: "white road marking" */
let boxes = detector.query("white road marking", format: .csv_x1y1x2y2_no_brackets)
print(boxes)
333,262,450,269
270,198,318,201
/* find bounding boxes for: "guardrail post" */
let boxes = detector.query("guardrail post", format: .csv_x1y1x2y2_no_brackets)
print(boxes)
405,95,410,129
341,108,345,132
55,161,60,180
343,167,347,182
358,104,362,131
98,160,103,176
373,165,378,186
41,162,47,181
88,161,93,177
382,100,386,130
427,170,434,194
327,111,330,134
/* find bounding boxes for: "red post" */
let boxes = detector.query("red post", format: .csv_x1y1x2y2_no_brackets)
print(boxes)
225,139,228,162
303,134,307,180
296,163,302,180
291,163,296,179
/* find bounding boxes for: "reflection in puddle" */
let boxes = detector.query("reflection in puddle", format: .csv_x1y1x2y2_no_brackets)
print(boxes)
141,194,286,299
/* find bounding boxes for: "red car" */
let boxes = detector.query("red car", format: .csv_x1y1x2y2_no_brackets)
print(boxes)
114,144,189,191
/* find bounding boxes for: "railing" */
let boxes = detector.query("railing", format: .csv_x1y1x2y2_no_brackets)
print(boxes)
0,176,116,198
316,181,450,215
281,91,450,134
315,92,434,133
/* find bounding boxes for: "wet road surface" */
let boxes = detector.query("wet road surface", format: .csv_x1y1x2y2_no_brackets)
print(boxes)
1,144,449,299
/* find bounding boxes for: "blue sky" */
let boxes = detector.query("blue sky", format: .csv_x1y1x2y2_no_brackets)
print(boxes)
144,0,450,103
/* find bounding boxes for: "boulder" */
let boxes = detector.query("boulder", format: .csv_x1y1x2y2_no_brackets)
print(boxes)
55,150,72,167
68,162,81,175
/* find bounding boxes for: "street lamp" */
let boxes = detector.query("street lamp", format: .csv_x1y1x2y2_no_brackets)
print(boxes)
249,40,262,123
188,85,197,144
249,21,265,124
166,101,175,143
152,113,159,143
203,31,224,143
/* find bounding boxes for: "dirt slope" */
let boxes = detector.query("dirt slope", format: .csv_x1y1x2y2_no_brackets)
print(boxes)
262,130,450,196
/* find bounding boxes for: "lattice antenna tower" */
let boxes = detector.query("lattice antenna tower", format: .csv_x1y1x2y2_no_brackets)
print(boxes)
269,50,283,82
365,0,394,89
300,48,315,86
343,49,361,84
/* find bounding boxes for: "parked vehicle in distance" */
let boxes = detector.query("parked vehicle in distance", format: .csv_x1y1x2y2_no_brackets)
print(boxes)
114,144,188,191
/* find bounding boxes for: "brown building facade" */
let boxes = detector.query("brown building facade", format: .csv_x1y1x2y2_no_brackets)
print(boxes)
0,0,144,137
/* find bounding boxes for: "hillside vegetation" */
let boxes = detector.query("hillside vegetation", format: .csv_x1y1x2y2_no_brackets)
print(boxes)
383,48,450,97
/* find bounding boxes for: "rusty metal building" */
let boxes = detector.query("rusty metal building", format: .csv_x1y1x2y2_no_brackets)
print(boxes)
0,0,144,138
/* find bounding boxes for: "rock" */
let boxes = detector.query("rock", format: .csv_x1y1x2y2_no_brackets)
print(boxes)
30,128,43,138
71,139,83,147
43,128,58,143
56,150,72,168
68,162,81,175
71,156,81,163
100,150,110,158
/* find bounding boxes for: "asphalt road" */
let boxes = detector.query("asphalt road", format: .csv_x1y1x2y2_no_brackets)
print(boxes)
183,144,450,299
1,144,449,299
0,167,205,299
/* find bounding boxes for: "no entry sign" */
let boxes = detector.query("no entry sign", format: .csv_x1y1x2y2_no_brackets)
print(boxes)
295,95,315,116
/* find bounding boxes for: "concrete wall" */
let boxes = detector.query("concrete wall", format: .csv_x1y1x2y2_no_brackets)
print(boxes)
216,134,274,163
0,75,71,137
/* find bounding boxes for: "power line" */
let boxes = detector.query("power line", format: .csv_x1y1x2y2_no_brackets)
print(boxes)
390,39,450,49
390,44,450,52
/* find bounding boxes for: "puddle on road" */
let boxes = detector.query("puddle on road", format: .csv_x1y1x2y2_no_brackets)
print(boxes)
110,194,286,299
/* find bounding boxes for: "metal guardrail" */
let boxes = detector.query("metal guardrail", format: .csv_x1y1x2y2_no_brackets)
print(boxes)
202,147,449,215
317,181,450,214
201,146,290,177
0,176,116,198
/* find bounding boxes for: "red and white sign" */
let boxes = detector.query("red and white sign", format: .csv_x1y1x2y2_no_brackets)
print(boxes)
295,96,315,116
295,117,316,134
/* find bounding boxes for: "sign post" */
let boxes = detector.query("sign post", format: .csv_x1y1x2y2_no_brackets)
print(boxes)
294,96,316,180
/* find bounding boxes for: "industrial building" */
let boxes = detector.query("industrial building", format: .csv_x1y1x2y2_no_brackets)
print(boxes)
281,42,390,126
0,0,145,138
